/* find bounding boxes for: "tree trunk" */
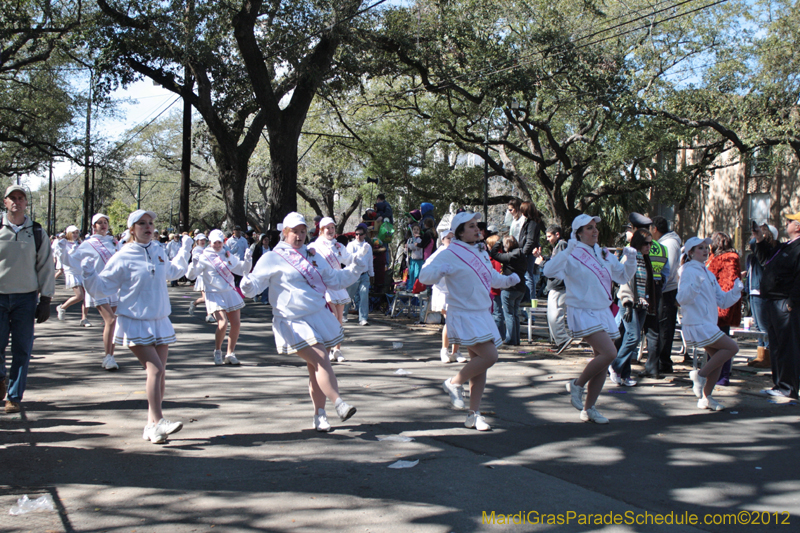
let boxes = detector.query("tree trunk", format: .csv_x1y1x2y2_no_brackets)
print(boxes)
268,129,300,229
218,166,248,230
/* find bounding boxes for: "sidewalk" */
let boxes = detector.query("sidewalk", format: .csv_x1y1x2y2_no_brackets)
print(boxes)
1,284,797,532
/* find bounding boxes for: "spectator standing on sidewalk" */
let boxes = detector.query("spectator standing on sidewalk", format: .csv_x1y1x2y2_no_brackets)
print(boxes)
746,224,778,368
753,212,800,399
649,216,681,374
543,225,570,350
705,232,742,386
0,185,55,414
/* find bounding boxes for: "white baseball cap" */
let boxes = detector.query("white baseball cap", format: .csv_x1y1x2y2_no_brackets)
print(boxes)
208,229,225,243
65,225,79,234
448,211,481,236
127,209,157,228
195,233,207,242
319,217,336,228
91,213,109,225
683,236,712,254
571,214,601,239
282,212,308,229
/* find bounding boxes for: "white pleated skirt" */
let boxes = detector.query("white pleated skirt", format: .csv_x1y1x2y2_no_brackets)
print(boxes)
430,287,447,312
194,276,205,292
64,272,83,289
682,323,725,349
567,307,621,340
85,292,120,308
114,316,176,347
445,308,502,347
205,289,245,314
326,288,351,306
272,307,345,354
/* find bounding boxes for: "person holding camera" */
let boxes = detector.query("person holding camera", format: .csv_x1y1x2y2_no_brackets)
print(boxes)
609,228,656,387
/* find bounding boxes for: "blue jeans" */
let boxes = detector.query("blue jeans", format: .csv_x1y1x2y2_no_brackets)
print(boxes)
750,295,769,349
259,288,269,304
525,256,540,300
406,259,423,291
0,291,38,402
491,294,505,340
347,272,370,322
612,308,646,379
502,288,525,345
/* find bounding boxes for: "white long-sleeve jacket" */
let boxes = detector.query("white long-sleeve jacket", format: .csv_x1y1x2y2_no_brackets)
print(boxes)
83,240,191,320
240,241,363,319
346,240,374,277
418,240,517,312
676,260,742,326
54,239,83,280
59,234,119,274
309,237,353,271
186,249,249,293
542,241,637,310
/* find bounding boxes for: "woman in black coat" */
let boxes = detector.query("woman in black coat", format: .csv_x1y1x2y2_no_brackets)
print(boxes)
489,235,528,345
517,201,543,301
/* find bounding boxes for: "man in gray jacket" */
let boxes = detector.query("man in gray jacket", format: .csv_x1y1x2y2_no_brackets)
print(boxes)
650,216,681,374
1,185,55,413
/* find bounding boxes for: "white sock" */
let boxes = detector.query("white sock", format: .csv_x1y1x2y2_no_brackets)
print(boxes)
334,398,343,408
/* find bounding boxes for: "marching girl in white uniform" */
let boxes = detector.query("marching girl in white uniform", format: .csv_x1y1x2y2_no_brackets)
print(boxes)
58,214,121,370
54,225,90,326
418,212,520,431
427,223,464,363
187,229,252,365
240,212,369,432
309,217,353,362
542,215,637,424
677,237,743,411
188,233,210,319
82,209,193,444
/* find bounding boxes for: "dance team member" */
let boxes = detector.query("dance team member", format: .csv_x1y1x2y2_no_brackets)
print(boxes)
187,229,251,365
187,234,211,320
82,209,193,444
240,212,369,432
427,223,464,363
309,217,352,362
542,215,637,424
58,214,121,370
678,237,743,411
419,212,520,431
55,225,90,326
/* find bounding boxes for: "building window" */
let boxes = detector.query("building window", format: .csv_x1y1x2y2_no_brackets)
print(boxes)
748,193,770,225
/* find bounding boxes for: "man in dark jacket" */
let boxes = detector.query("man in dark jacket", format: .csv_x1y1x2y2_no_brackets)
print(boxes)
489,235,528,345
753,212,800,399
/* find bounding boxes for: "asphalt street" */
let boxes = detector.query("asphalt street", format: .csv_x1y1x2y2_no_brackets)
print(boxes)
1,283,799,533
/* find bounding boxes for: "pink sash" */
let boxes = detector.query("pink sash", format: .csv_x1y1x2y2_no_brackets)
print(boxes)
88,238,113,264
317,240,342,270
275,246,327,295
205,249,236,289
449,241,493,298
572,246,612,300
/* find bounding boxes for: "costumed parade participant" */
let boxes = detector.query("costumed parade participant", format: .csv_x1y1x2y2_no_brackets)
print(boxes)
240,212,369,432
542,215,637,424
54,225,90,326
82,209,193,444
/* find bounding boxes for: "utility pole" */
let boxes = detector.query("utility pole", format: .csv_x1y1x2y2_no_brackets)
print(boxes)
47,158,54,235
137,171,143,209
82,71,94,235
179,0,195,233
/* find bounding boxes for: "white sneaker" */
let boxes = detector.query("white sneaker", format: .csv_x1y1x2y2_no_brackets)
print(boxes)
80,319,92,327
148,419,169,443
608,365,622,385
314,409,332,432
335,400,357,421
359,320,369,326
454,351,467,363
465,411,491,431
689,370,706,398
566,379,584,410
580,406,609,424
443,378,465,409
213,350,223,365
440,347,452,363
330,348,344,362
205,314,216,324
188,302,196,316
342,315,349,323
621,377,638,387
698,397,725,411
224,353,240,365
101,354,119,371
161,419,183,435
57,304,66,321
142,422,154,440
329,349,336,361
